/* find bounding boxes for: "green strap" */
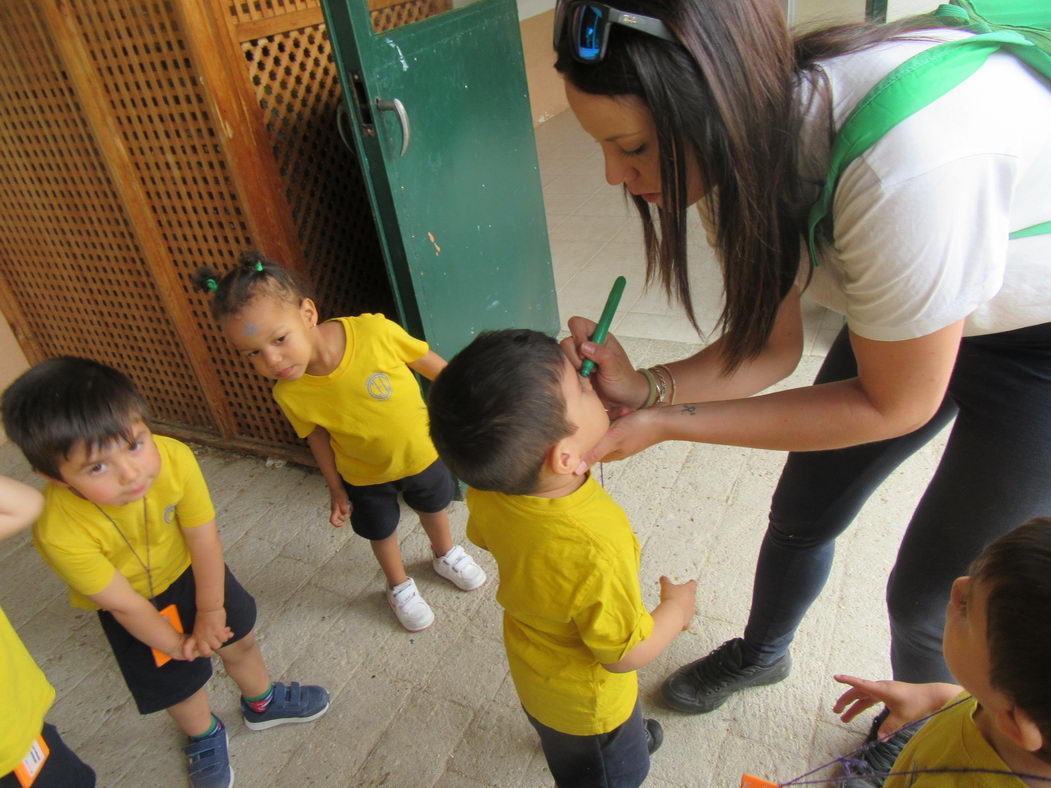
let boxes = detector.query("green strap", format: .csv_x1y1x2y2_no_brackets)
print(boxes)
1010,220,1051,240
806,30,1037,267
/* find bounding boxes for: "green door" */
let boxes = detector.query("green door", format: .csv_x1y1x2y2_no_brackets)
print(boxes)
321,0,558,359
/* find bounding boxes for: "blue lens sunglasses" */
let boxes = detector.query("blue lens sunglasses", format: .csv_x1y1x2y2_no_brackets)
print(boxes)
554,1,676,63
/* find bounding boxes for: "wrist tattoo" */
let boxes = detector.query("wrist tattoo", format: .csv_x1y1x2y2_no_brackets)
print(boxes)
680,404,697,415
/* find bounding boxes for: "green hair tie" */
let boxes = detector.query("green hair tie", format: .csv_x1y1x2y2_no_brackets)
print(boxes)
206,278,218,292
255,261,264,272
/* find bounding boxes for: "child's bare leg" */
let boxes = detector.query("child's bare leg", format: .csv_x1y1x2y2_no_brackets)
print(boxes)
218,631,270,698
371,533,410,587
417,509,453,557
167,688,215,737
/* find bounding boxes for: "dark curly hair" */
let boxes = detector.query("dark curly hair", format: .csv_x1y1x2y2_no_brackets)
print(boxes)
190,250,312,322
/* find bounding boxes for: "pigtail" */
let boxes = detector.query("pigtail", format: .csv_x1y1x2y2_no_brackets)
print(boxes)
190,266,222,295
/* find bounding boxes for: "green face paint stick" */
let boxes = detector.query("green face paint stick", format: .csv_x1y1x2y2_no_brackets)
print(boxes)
580,275,626,378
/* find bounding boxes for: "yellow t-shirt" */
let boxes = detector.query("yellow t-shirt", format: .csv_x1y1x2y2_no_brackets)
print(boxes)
33,435,217,610
887,693,1027,786
273,314,438,486
466,476,655,736
0,605,54,775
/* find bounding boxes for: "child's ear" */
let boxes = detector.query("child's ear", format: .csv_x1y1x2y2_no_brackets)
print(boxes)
996,704,1044,753
546,437,579,477
299,297,318,327
34,468,69,489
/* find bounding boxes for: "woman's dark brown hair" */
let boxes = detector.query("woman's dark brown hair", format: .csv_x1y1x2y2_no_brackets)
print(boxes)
555,0,943,371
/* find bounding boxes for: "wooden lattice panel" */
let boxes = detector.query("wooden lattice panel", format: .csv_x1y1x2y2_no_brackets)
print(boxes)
0,1,213,432
370,0,452,33
226,0,320,25
240,23,394,321
66,0,301,448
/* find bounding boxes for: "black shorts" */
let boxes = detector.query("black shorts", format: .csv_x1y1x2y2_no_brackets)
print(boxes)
97,565,257,715
341,458,456,540
0,723,95,788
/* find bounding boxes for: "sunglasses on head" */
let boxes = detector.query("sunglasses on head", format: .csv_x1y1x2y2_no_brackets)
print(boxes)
554,1,676,64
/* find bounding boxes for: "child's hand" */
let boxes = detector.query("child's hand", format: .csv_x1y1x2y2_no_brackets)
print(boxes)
833,675,958,740
172,632,201,661
659,575,698,630
0,476,44,540
329,487,351,527
191,608,233,657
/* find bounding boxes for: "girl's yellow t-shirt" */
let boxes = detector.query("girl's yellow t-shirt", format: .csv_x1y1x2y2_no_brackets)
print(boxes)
0,605,55,774
273,314,438,486
466,476,654,736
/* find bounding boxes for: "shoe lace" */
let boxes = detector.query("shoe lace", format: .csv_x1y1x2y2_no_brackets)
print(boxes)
687,640,745,691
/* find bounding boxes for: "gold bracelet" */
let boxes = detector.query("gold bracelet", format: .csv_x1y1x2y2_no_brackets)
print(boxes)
649,365,669,405
638,367,659,409
653,363,676,405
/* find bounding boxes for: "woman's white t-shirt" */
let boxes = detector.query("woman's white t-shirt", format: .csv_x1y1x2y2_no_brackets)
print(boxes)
797,31,1051,341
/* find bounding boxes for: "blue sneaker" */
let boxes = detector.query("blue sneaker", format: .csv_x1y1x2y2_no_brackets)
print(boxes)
241,682,331,731
184,718,233,788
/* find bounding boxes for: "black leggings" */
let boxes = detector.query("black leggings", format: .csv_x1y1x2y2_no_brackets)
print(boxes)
741,322,1051,682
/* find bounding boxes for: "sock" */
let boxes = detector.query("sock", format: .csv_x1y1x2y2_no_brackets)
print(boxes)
190,715,221,741
243,683,274,713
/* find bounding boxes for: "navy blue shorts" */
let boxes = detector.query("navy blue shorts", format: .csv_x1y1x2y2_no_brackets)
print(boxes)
525,699,650,788
0,723,95,788
341,458,456,540
98,565,257,714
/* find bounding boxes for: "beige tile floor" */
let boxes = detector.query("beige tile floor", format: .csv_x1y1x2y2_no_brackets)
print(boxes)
0,109,949,787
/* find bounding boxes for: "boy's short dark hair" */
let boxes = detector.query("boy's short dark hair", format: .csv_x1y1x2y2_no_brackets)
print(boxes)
969,517,1051,762
1,357,149,480
428,329,573,495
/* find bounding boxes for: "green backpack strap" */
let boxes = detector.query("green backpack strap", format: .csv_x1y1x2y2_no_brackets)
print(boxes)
806,28,1042,267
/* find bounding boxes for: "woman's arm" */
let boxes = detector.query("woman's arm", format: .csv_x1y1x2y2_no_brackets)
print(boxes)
654,319,963,452
563,286,805,411
577,316,962,467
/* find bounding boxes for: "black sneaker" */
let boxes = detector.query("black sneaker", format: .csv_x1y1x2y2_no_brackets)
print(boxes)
660,638,791,714
840,708,919,787
644,718,663,755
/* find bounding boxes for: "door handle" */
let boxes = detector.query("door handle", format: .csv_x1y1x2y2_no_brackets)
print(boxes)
375,98,410,156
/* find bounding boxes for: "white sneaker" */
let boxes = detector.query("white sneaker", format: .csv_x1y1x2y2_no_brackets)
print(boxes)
432,545,487,591
387,578,434,631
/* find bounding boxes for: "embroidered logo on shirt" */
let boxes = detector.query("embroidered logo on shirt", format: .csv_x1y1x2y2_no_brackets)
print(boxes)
366,372,392,401
164,504,176,524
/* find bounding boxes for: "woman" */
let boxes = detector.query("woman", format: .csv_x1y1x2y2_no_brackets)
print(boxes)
554,0,1051,758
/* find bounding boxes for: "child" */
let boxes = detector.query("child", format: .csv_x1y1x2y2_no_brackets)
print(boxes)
1,358,330,788
1,475,95,788
427,328,697,787
192,252,485,632
832,517,1051,786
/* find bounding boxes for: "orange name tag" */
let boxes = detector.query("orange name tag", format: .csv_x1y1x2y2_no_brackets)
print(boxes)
741,776,780,788
151,603,184,668
14,733,49,787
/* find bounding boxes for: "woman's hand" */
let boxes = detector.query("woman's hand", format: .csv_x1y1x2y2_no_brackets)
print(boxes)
561,317,648,412
576,407,665,473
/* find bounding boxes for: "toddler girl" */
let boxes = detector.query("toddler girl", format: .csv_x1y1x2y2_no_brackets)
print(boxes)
193,252,485,630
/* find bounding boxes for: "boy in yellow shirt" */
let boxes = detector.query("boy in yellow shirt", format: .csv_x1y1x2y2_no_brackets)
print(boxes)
2,358,330,788
1,475,94,788
833,517,1051,786
428,329,697,787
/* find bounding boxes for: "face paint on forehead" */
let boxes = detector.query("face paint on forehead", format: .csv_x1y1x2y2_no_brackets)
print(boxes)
242,321,258,335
